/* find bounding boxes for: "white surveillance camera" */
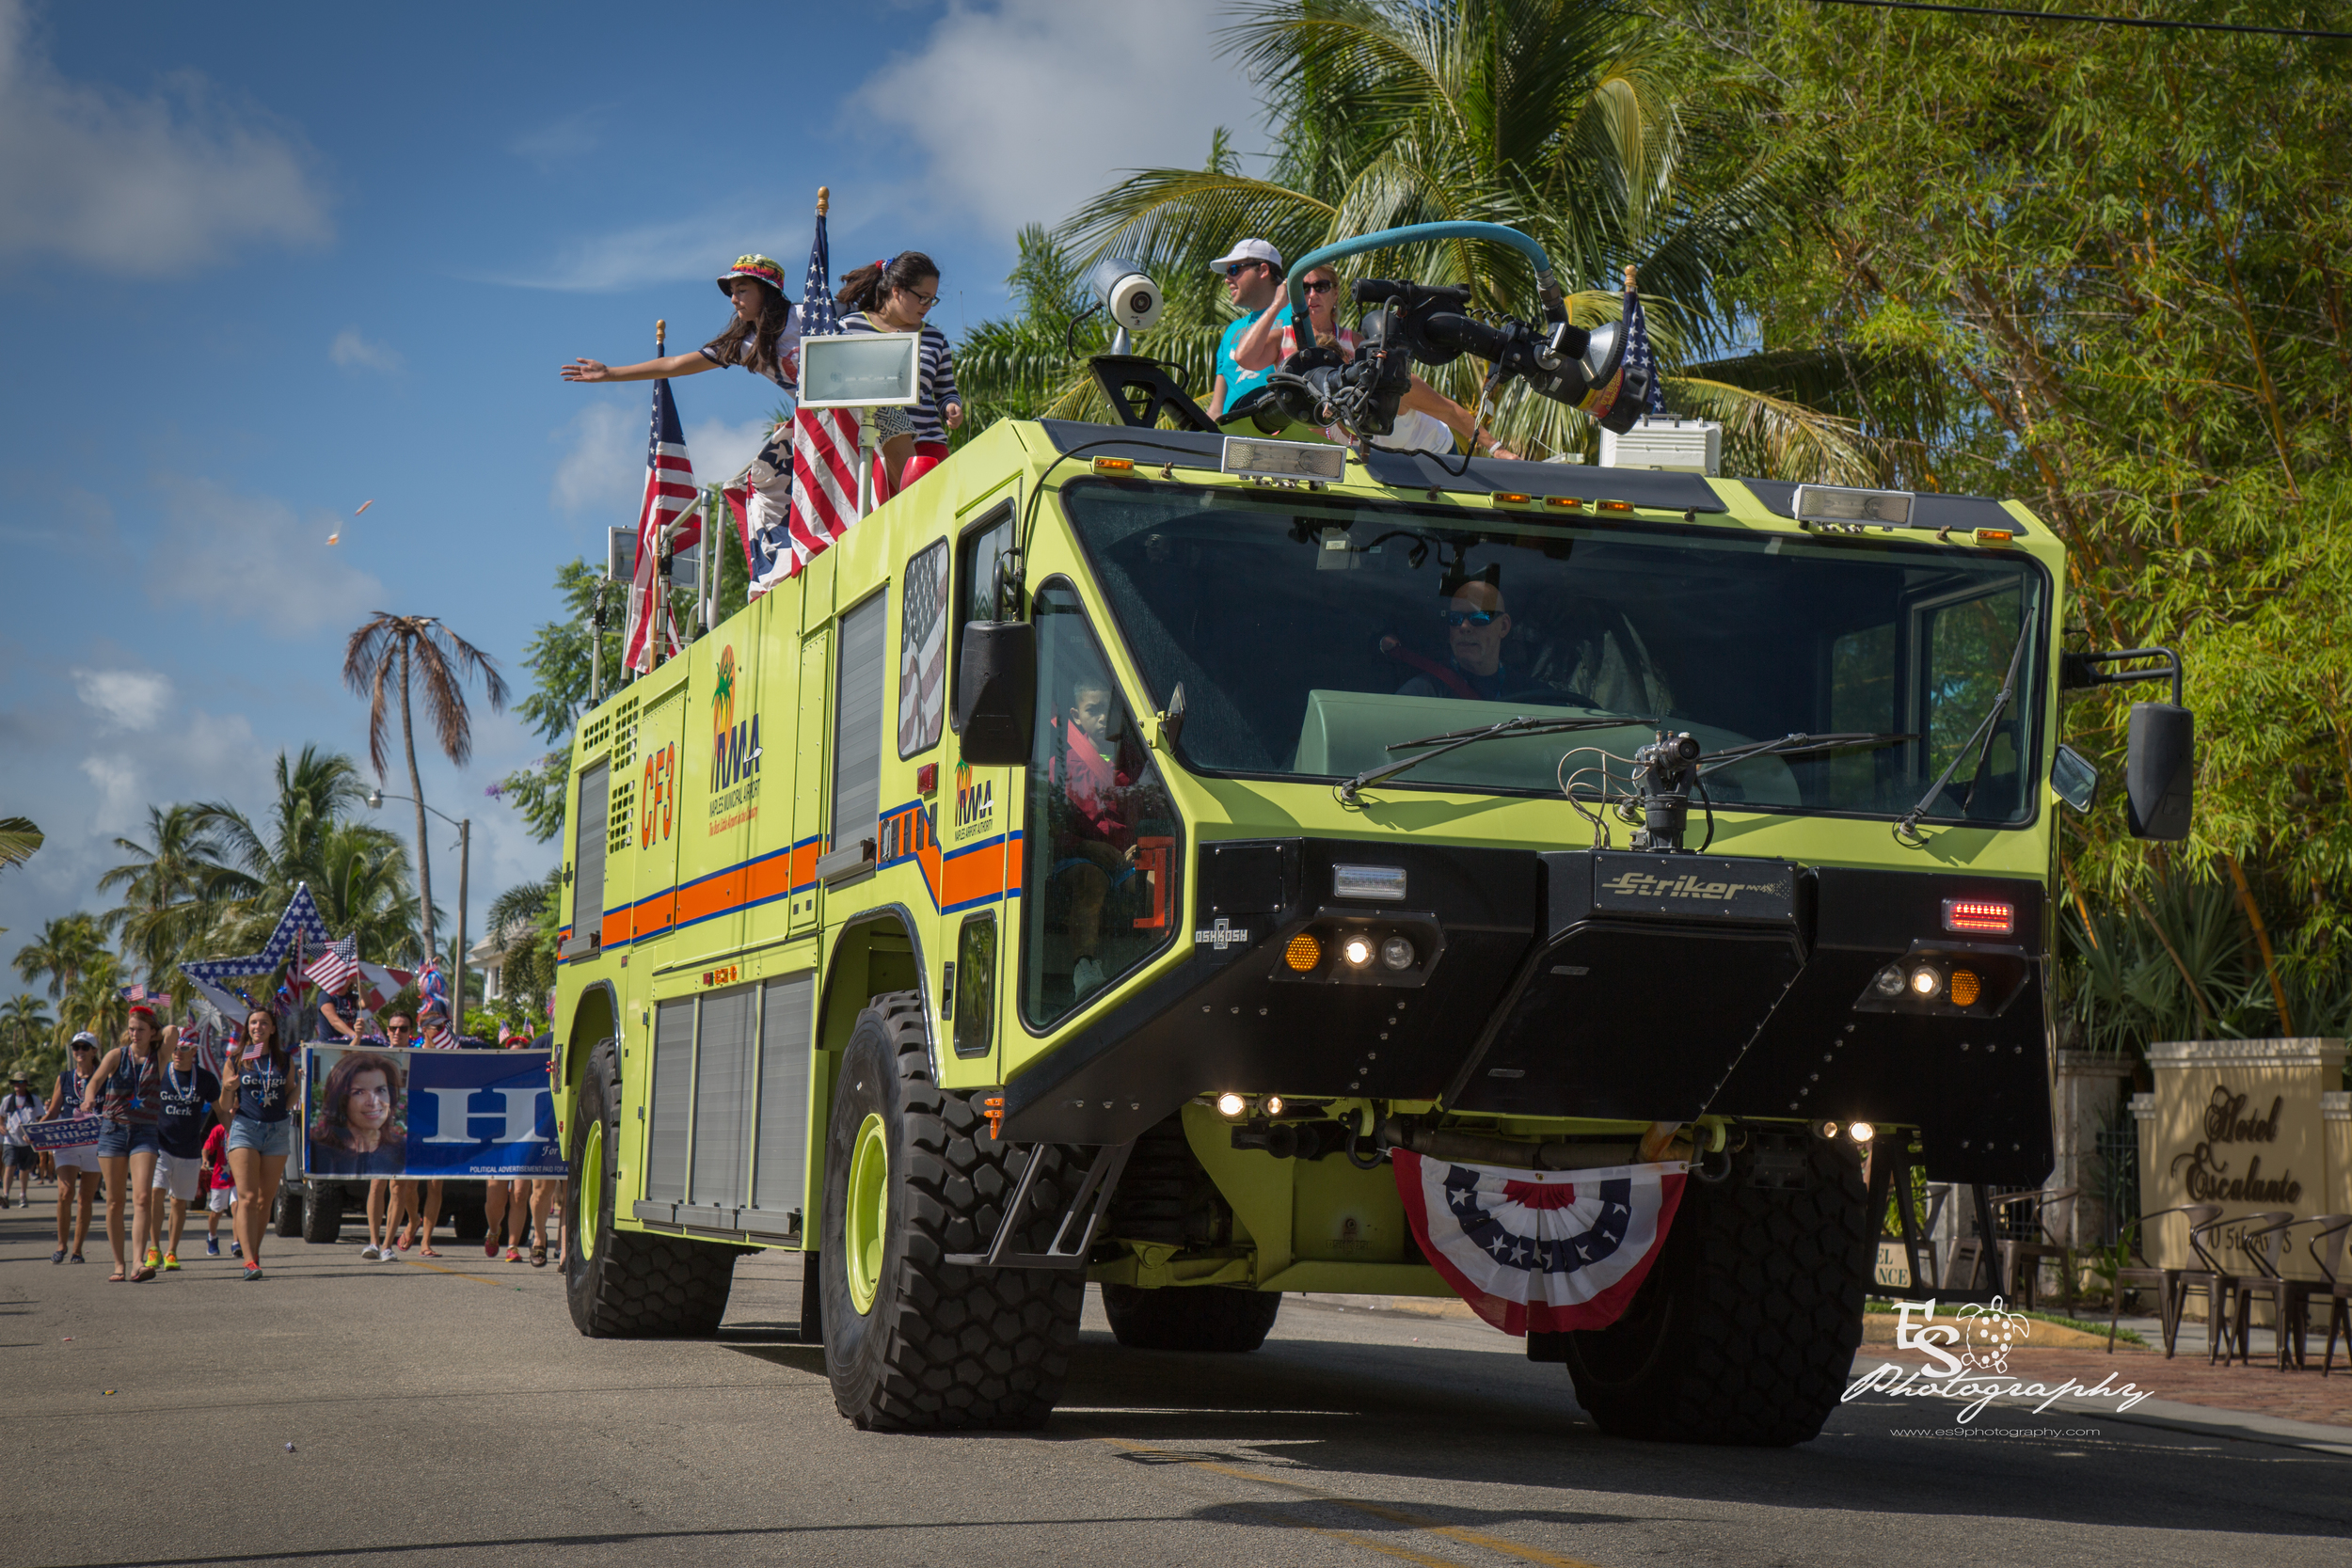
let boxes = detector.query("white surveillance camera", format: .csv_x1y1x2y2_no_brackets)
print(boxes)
1089,256,1163,335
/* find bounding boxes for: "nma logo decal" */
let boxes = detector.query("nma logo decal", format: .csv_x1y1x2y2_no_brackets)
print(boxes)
952,760,993,839
710,644,762,793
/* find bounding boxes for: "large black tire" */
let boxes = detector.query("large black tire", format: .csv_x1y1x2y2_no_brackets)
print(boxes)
820,991,1084,1432
564,1037,739,1337
274,1183,304,1239
300,1183,343,1244
1560,1129,1870,1447
1102,1284,1282,1352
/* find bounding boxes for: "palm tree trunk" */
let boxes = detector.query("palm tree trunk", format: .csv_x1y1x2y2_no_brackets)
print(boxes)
400,641,435,956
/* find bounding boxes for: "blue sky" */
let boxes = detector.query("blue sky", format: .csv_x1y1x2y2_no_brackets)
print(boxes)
0,0,1263,995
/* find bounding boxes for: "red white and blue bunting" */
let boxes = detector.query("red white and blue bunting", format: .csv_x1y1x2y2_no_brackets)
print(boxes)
1392,1151,1688,1336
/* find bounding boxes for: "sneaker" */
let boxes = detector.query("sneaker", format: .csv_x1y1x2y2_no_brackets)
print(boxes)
163,1252,180,1271
144,1245,162,1269
205,1237,220,1258
242,1265,262,1282
230,1241,242,1258
50,1249,63,1264
485,1233,499,1259
360,1244,383,1261
505,1245,523,1263
1072,956,1107,997
374,1244,399,1262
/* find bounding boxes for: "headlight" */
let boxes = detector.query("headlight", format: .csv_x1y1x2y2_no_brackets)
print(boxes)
1872,965,1905,998
1216,1092,1247,1118
1908,966,1942,999
1378,935,1415,971
1342,936,1374,967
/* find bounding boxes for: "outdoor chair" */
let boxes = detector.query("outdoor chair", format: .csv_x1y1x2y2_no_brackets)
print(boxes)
1988,1186,2080,1314
2213,1210,2296,1370
2107,1202,2223,1358
2278,1213,2352,1373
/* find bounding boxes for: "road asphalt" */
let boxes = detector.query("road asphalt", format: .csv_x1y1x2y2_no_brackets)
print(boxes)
6,1196,2349,1568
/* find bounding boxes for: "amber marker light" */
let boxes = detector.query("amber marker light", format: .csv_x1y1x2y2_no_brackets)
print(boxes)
1492,492,1532,506
1598,499,1634,513
1546,497,1585,510
1949,969,1982,1007
1284,932,1323,972
1093,457,1135,472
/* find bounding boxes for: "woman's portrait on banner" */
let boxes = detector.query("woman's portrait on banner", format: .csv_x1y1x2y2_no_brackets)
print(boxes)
306,1049,406,1178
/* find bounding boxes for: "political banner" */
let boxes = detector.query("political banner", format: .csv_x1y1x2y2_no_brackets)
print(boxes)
27,1116,101,1152
302,1046,564,1180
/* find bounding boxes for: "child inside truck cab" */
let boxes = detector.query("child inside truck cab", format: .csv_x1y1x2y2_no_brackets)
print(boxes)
1057,679,1137,1000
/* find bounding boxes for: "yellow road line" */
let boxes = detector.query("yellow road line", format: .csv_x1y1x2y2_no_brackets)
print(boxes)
1096,1438,1608,1568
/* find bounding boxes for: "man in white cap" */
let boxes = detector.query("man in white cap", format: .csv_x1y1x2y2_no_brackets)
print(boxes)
1206,238,1285,420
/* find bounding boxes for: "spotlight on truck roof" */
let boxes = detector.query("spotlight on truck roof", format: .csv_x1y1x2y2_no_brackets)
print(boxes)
1849,1121,1875,1144
1216,1092,1247,1118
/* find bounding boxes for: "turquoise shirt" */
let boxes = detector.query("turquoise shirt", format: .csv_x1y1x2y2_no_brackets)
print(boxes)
1215,309,1276,409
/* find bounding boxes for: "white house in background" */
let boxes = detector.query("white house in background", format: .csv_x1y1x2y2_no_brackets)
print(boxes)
469,921,532,1003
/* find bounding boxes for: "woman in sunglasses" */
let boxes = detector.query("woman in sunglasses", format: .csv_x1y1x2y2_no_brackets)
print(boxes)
1231,262,1514,459
835,251,963,499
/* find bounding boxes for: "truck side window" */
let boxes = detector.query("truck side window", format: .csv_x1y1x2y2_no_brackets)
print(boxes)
1019,580,1183,1030
953,914,996,1058
899,540,949,757
952,508,1013,731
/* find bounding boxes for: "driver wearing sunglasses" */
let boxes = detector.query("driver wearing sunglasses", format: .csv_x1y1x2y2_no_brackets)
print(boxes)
1392,581,1570,704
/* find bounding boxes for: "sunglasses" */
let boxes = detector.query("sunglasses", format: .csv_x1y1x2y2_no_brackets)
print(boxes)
1440,608,1499,628
1301,278,1338,294
1222,261,1263,278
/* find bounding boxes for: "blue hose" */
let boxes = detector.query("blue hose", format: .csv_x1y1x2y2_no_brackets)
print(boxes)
1282,221,1566,351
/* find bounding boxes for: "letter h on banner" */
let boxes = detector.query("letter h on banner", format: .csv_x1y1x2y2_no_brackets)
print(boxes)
415,1085,549,1147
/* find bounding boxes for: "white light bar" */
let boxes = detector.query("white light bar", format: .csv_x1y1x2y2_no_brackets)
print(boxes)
1333,864,1407,901
797,332,924,409
1792,484,1915,527
1222,436,1344,483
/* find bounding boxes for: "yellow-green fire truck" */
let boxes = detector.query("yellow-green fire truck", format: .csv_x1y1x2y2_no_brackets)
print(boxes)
549,226,2193,1446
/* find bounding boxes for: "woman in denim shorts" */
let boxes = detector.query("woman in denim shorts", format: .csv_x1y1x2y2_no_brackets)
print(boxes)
216,1006,294,1281
80,1006,166,1281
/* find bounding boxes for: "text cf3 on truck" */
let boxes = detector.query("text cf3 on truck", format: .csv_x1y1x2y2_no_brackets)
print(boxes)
547,222,2195,1447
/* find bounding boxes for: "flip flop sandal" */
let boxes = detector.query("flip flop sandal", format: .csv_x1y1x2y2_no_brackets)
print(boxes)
131,1267,156,1283
50,1250,64,1264
70,1254,86,1264
419,1243,440,1258
107,1269,126,1282
531,1244,548,1267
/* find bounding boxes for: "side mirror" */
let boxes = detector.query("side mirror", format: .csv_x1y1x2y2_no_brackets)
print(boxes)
2125,703,2193,840
955,621,1035,767
2050,744,2099,814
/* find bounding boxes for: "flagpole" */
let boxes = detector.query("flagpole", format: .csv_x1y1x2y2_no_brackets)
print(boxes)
651,318,668,670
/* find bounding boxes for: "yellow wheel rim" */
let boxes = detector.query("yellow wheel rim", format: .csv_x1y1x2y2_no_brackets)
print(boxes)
845,1112,888,1315
576,1121,603,1264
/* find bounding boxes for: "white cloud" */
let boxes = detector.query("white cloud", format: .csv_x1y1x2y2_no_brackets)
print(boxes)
70,668,172,732
494,202,785,293
508,108,605,169
74,705,261,835
328,327,402,372
550,402,642,517
852,0,1264,234
686,415,779,488
144,476,384,634
0,0,332,275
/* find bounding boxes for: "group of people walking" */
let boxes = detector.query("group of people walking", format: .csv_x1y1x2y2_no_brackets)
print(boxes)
8,1002,562,1278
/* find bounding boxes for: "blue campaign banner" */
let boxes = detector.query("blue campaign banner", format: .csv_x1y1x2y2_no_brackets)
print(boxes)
302,1046,564,1180
28,1116,100,1151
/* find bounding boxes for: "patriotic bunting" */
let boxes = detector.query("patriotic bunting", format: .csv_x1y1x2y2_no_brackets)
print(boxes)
1391,1150,1688,1336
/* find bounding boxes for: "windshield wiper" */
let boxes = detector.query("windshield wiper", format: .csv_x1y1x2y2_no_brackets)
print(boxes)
1698,731,1918,776
1894,616,2037,846
1337,715,1639,804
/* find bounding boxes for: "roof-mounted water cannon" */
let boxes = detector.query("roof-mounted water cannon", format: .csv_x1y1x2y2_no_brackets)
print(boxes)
1087,257,1163,356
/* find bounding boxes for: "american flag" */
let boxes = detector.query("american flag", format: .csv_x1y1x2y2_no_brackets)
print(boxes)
786,211,860,577
304,935,359,996
898,540,948,752
1623,281,1664,416
623,378,702,673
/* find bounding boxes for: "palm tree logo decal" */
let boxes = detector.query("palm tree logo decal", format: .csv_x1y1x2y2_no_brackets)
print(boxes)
712,645,737,743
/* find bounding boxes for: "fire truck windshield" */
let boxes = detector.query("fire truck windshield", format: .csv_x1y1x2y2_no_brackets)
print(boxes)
1061,479,2050,825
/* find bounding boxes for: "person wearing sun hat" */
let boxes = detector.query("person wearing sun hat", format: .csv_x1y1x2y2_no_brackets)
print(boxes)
2,1069,40,1210
560,253,803,391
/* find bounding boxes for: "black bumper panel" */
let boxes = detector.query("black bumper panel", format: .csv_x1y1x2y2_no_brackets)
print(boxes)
999,837,2052,1186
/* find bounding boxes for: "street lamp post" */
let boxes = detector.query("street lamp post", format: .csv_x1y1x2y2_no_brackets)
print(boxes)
367,788,470,1026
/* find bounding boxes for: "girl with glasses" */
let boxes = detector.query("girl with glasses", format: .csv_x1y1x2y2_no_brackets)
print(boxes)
835,252,964,499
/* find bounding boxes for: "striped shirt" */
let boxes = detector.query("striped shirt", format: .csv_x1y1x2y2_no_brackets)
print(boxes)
840,314,961,444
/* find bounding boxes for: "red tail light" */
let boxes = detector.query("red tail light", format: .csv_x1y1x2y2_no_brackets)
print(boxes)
1943,897,2014,936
